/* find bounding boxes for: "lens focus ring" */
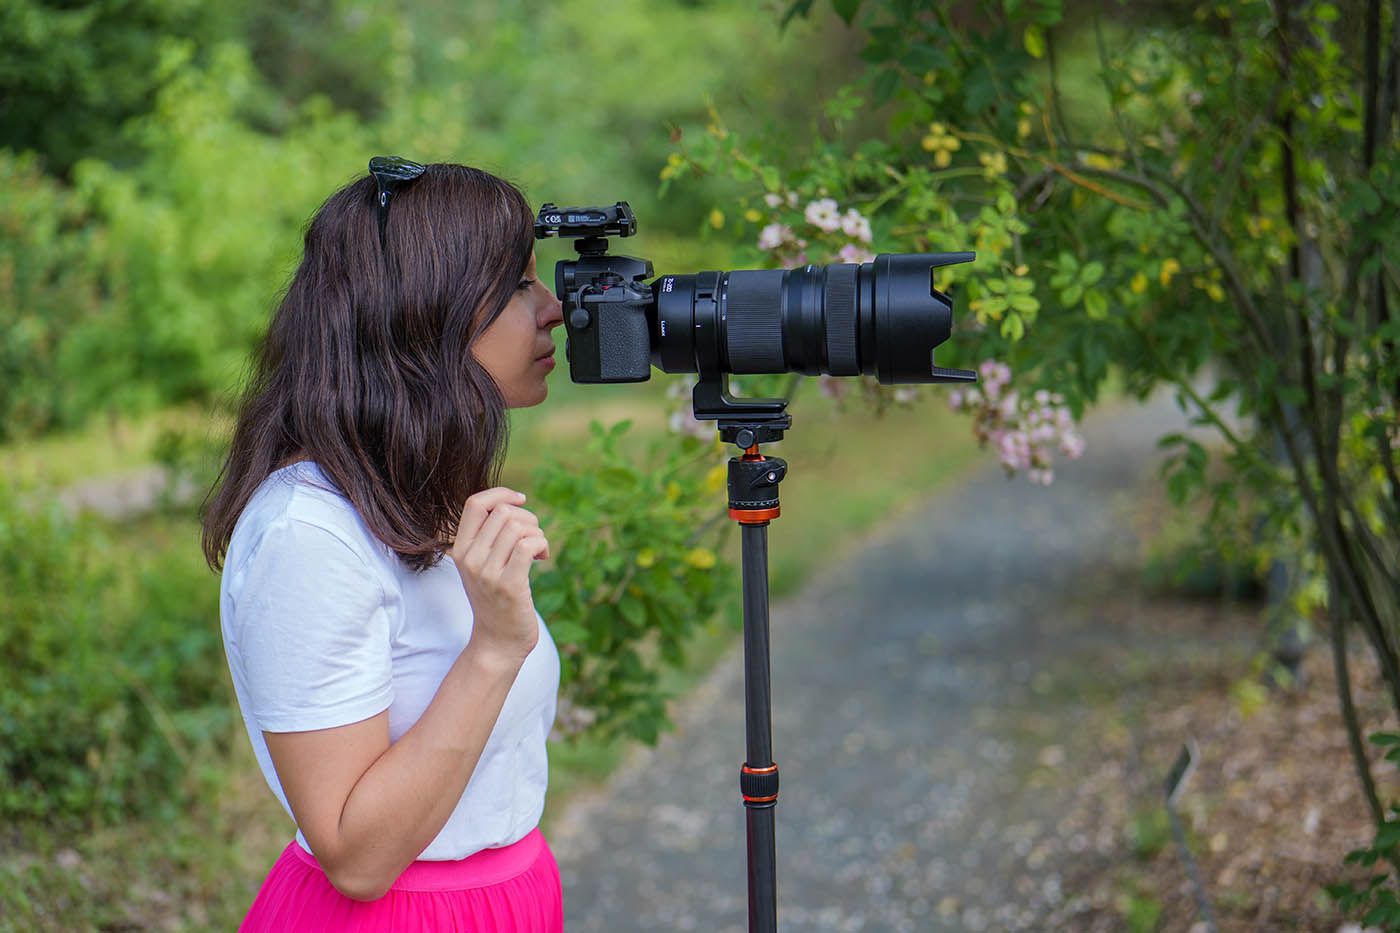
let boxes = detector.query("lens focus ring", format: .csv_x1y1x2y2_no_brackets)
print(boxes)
725,271,785,373
824,264,859,376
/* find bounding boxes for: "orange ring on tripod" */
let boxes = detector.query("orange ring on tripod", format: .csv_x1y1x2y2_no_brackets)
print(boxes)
730,507,780,523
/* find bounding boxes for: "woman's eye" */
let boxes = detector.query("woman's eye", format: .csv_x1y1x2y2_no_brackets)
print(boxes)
517,279,536,292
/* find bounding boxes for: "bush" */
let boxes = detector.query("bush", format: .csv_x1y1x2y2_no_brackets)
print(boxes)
0,490,228,825
0,151,107,439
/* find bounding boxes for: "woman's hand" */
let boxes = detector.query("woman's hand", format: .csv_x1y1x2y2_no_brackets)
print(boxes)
448,487,549,664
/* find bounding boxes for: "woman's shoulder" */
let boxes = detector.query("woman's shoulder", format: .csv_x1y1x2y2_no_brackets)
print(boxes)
226,462,388,576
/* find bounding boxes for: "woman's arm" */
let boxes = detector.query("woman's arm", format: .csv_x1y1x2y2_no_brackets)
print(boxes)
264,486,549,901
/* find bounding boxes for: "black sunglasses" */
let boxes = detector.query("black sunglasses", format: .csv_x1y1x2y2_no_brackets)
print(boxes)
368,156,426,250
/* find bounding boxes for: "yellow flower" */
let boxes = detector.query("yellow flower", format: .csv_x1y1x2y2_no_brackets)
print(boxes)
1014,264,1029,276
922,123,961,168
685,547,717,570
1206,283,1225,302
1082,152,1122,171
1017,118,1032,139
1160,258,1181,286
744,208,763,224
636,548,657,568
979,151,1008,177
704,464,727,495
709,209,725,230
1130,272,1148,294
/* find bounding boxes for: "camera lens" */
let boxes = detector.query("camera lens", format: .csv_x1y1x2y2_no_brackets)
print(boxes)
650,253,973,384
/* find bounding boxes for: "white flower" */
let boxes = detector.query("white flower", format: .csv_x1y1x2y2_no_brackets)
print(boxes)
804,198,841,232
839,208,873,243
763,192,783,208
757,223,792,251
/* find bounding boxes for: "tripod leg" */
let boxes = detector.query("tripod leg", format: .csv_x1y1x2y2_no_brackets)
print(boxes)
740,522,778,933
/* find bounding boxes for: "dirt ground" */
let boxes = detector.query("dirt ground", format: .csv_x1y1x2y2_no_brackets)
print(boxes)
1008,583,1398,932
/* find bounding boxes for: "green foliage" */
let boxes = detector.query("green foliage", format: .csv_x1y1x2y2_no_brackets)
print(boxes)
0,152,106,438
1127,806,1171,860
0,493,228,825
0,0,242,176
1327,733,1400,930
530,420,731,743
686,0,1400,917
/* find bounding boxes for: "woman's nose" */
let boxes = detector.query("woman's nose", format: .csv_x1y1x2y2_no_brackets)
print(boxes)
542,291,564,330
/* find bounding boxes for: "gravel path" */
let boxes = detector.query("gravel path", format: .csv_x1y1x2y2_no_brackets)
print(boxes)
548,391,1201,931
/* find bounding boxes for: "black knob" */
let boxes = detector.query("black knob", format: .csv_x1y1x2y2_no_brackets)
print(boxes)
569,308,592,330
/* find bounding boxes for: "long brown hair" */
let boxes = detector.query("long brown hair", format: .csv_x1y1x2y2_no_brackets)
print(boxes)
201,163,535,571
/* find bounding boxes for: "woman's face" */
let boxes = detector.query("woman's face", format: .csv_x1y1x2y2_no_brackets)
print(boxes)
473,252,564,408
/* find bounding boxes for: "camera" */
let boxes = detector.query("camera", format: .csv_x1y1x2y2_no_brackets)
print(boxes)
534,201,976,398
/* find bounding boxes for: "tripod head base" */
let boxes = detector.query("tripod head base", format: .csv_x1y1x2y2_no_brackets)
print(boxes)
719,420,791,448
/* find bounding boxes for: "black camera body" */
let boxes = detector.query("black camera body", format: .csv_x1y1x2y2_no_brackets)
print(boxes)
534,201,976,393
537,203,656,383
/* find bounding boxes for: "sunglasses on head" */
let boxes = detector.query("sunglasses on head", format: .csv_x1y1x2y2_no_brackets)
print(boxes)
368,156,426,251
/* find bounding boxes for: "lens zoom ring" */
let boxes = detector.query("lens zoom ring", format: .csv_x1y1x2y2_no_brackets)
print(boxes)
725,271,785,373
824,264,859,376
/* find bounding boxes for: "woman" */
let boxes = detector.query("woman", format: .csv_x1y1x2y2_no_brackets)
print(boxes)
201,158,566,931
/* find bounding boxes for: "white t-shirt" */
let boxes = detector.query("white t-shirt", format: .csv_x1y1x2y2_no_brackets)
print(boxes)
219,462,559,861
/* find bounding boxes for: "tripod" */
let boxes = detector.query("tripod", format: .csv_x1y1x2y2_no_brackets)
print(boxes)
694,375,792,933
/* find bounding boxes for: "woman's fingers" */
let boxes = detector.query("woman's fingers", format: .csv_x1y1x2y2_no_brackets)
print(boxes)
463,505,539,567
502,533,550,581
452,487,526,552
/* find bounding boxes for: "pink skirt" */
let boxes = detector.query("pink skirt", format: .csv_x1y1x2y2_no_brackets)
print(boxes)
240,829,563,932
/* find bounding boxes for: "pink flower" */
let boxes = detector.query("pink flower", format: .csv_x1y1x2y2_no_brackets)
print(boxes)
668,408,712,440
948,388,965,411
838,243,876,264
818,374,848,400
1059,432,1086,459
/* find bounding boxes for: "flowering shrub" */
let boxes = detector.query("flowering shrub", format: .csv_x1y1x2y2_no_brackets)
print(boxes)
951,361,1085,485
676,0,1400,923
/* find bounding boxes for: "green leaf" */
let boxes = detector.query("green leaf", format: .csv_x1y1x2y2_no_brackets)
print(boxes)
873,68,900,105
1008,293,1040,313
1375,820,1400,850
548,620,589,644
1080,261,1105,286
831,0,863,24
1000,314,1026,340
1084,289,1109,320
1061,283,1083,305
1023,25,1046,59
618,594,647,627
1369,732,1400,745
